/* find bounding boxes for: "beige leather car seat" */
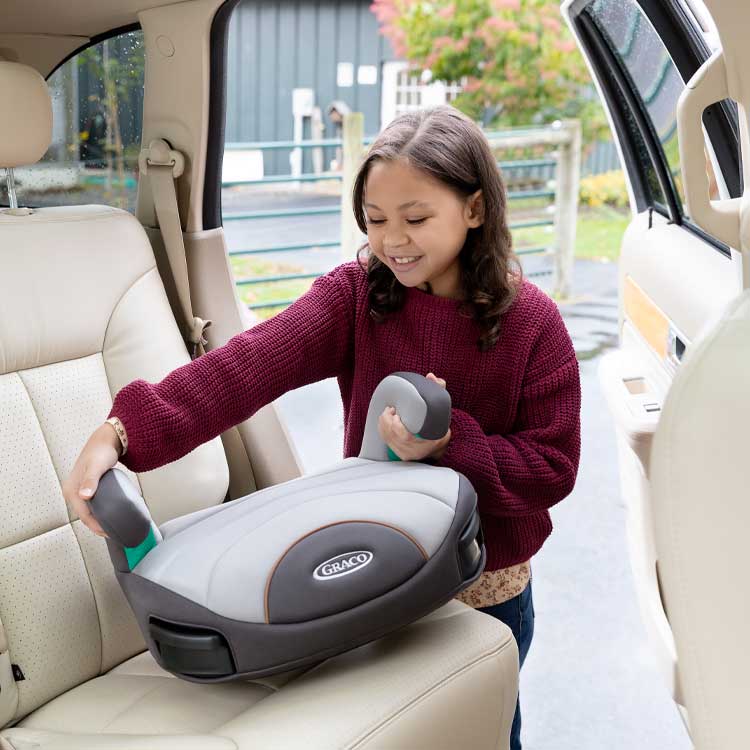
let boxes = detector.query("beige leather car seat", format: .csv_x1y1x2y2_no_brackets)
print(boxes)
651,288,750,750
0,61,518,749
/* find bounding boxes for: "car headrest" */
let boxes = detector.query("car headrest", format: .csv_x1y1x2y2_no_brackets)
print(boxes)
0,61,52,168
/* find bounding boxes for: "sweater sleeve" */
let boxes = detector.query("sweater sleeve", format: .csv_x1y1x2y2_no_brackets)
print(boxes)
107,265,357,472
434,304,581,518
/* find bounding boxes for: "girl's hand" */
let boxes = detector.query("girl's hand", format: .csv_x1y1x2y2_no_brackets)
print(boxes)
62,423,122,537
377,372,452,461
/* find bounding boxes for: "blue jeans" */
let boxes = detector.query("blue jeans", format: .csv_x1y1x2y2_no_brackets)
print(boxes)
478,580,534,750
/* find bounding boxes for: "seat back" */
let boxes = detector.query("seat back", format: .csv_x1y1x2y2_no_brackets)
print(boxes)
0,62,229,726
651,289,750,748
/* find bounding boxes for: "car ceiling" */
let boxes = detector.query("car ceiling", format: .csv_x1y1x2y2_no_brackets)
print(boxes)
1,0,184,37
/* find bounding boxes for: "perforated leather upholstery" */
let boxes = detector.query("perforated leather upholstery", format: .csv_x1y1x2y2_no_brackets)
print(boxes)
0,205,230,726
0,60,518,749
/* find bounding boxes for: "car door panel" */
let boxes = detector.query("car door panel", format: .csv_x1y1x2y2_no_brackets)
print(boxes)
563,0,743,709
599,207,740,705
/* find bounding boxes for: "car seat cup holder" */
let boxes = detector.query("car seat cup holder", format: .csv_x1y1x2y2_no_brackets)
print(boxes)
90,372,485,682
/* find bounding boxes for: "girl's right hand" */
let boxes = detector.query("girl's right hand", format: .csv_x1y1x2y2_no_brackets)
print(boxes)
62,423,122,537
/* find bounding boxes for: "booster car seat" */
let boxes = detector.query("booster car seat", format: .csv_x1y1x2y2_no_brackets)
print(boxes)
90,372,485,683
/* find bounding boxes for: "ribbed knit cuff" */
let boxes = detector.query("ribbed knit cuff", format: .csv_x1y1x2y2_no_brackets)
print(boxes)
107,383,148,472
435,407,484,464
434,407,494,503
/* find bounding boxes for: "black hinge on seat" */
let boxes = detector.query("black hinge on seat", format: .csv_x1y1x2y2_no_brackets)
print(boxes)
11,664,24,682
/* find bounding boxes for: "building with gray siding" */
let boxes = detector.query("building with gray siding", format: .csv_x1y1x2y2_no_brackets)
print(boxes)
225,0,398,175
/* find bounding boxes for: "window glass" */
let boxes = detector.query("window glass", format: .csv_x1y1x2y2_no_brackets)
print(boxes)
1,30,144,212
618,85,669,207
586,0,726,214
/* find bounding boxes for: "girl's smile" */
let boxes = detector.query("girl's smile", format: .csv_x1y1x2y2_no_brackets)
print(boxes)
363,159,483,299
389,255,422,272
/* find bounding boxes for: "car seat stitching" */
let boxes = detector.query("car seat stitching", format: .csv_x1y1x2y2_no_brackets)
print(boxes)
347,634,517,748
98,679,171,731
9,351,112,376
3,261,156,378
262,519,429,623
166,462,453,549
0,209,126,225
14,373,105,673
102,264,160,357
198,488,451,608
0,521,85,551
100,264,159,506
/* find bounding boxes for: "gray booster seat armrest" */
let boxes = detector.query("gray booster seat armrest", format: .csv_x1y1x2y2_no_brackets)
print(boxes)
91,372,485,682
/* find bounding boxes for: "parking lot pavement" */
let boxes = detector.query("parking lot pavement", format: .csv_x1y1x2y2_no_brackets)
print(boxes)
275,257,691,750
523,360,690,750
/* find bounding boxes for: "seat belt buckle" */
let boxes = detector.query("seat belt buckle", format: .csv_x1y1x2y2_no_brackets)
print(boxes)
188,316,212,359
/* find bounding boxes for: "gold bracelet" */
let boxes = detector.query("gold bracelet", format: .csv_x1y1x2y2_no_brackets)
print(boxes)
105,417,128,457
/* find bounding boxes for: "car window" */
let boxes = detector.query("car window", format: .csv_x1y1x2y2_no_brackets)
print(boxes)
585,0,726,217
1,29,144,212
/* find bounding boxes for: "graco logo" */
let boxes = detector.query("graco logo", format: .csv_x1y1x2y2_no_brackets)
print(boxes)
313,551,373,580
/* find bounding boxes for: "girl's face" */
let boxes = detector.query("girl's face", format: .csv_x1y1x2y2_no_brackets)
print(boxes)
364,158,483,299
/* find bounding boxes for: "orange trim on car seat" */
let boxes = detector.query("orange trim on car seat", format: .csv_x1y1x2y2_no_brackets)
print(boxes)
263,520,428,624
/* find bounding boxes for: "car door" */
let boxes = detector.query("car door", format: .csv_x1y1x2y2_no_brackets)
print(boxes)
562,0,744,710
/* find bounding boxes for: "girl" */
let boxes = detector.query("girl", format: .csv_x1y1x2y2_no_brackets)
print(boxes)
65,104,581,750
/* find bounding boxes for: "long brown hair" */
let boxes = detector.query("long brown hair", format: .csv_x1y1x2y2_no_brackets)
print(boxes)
352,105,522,352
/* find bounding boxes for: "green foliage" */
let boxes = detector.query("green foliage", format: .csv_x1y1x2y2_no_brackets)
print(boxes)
76,31,144,208
76,32,144,108
371,0,609,144
230,257,315,321
573,205,629,262
579,169,629,208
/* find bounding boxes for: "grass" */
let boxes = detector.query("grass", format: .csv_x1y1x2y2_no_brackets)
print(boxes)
572,205,630,262
230,256,316,320
512,204,629,263
233,205,630,318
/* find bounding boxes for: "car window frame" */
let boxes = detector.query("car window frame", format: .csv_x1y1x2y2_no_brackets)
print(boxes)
569,0,738,258
638,0,741,198
575,7,682,221
0,24,145,211
203,0,241,231
0,25,144,210
47,23,143,79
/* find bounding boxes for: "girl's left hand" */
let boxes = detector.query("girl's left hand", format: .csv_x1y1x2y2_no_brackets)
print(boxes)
377,373,452,461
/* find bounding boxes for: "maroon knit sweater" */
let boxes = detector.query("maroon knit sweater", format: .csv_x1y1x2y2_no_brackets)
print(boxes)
108,260,581,570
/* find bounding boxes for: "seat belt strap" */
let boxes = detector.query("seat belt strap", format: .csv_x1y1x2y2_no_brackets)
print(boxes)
140,139,212,359
138,140,257,499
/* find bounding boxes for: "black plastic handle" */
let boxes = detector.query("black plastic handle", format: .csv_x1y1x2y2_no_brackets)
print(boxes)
88,468,154,548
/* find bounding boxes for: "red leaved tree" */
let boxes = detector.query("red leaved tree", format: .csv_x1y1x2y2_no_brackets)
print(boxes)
371,0,607,142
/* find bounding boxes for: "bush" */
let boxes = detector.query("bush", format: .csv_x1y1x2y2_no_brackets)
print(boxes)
579,169,628,208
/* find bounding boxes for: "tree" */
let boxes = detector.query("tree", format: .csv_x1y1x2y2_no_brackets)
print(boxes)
77,32,144,208
371,0,608,143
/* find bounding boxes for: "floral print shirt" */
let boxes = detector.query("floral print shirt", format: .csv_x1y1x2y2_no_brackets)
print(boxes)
455,561,531,608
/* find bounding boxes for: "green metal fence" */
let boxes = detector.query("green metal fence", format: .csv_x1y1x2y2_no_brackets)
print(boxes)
223,130,560,312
